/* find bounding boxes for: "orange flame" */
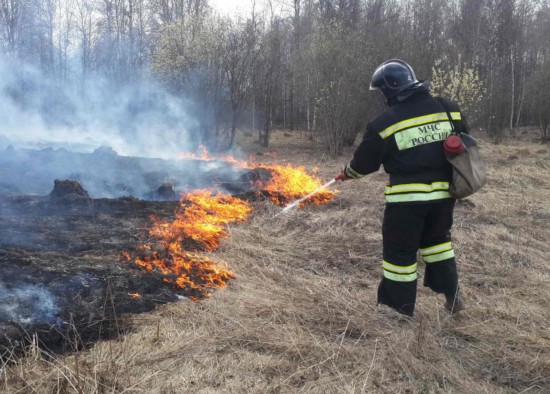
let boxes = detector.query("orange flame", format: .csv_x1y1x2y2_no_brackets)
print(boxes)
257,163,335,206
125,190,250,299
178,145,335,205
178,145,240,165
125,146,335,300
149,190,252,252
135,249,235,293
121,251,131,261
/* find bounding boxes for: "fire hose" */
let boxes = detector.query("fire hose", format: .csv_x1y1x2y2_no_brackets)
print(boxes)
271,178,337,219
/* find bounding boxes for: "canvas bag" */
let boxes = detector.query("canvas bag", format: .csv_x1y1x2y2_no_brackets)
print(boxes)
436,98,487,199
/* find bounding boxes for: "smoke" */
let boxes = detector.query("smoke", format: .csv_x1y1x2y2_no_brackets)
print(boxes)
0,55,198,159
0,144,249,198
0,54,251,198
0,283,60,325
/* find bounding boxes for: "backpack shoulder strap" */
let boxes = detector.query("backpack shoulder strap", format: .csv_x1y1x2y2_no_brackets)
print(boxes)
435,96,457,134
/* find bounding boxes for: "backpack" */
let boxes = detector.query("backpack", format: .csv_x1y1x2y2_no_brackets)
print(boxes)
436,98,487,199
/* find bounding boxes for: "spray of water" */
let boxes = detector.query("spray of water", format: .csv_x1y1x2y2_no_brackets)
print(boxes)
271,179,336,219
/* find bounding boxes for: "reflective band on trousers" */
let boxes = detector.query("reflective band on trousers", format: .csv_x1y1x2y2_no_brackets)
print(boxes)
420,242,452,255
424,250,455,263
383,261,417,282
379,112,462,139
420,242,455,263
384,182,451,203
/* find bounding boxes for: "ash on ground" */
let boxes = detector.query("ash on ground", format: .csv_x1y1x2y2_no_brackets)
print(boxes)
0,181,183,355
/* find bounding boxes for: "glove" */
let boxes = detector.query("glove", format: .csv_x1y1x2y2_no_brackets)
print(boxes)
335,168,352,182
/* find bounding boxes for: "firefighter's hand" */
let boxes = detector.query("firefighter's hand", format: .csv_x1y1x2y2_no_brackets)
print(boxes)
335,169,352,182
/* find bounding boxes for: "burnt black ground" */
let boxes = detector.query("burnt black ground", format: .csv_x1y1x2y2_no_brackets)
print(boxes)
0,193,187,356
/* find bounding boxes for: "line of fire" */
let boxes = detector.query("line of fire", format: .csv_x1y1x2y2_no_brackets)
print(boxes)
0,144,335,355
122,147,335,300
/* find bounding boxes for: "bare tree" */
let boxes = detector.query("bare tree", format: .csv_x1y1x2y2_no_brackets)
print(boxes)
0,0,35,57
221,17,259,148
310,19,366,156
75,0,94,82
152,14,229,147
150,0,207,24
254,17,287,148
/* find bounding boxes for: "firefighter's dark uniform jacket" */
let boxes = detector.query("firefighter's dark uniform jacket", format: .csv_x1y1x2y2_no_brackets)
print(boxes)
345,84,466,316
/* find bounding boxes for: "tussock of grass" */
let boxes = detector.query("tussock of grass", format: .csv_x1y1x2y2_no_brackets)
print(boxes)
3,130,550,393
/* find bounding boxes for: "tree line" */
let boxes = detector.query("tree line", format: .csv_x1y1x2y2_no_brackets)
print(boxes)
1,0,549,155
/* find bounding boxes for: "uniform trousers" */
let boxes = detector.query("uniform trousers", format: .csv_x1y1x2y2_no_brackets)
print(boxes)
377,199,458,316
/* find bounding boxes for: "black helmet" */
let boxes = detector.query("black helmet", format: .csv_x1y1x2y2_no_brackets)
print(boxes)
370,59,419,100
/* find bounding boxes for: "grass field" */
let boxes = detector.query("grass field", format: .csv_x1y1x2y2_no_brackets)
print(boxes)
3,129,550,393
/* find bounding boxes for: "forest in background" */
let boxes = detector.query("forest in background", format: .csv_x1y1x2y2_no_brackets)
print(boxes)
1,0,549,155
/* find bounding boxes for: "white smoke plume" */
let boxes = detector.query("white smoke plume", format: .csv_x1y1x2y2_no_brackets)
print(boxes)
0,283,60,325
0,55,197,159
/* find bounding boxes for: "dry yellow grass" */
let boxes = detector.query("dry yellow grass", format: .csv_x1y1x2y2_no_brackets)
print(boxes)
2,129,550,393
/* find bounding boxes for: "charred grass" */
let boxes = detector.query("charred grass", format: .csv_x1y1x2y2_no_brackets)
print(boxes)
2,130,550,393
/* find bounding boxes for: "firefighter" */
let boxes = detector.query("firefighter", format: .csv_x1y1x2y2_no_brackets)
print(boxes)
335,59,465,316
